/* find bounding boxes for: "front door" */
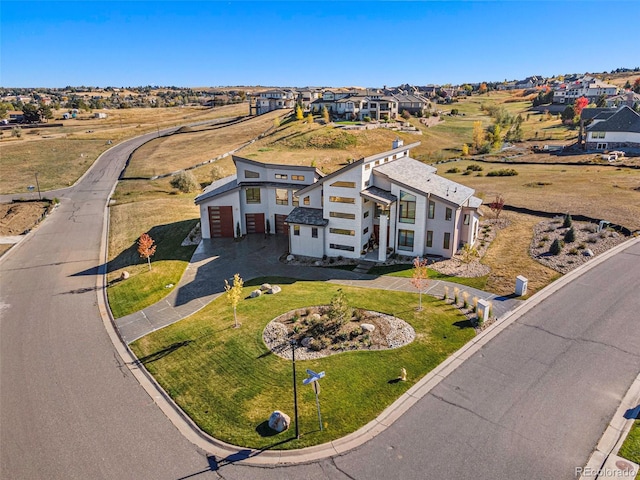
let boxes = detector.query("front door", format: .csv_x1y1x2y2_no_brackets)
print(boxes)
245,213,265,234
275,214,288,235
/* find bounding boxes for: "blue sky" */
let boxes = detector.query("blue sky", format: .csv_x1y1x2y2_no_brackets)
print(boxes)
2,1,639,88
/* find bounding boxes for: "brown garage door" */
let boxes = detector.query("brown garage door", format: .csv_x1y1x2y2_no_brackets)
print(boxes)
275,214,288,235
245,213,265,234
208,206,234,238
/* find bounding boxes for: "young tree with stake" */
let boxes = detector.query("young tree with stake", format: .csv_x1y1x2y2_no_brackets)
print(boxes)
224,273,244,328
137,233,156,271
411,257,429,311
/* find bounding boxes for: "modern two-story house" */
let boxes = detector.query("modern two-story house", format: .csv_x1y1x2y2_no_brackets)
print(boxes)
195,141,482,261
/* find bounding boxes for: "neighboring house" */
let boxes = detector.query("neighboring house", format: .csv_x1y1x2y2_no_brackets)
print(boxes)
392,92,430,116
195,157,322,238
605,91,640,109
297,88,322,110
196,141,482,262
552,76,619,104
584,106,640,150
515,75,545,89
250,89,297,115
7,111,24,123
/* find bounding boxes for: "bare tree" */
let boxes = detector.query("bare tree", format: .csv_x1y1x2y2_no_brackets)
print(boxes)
411,257,429,311
488,194,505,220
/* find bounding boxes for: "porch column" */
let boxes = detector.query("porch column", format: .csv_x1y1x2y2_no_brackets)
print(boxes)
378,214,388,262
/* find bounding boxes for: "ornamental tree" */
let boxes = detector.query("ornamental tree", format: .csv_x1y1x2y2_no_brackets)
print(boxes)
411,257,429,311
488,194,505,220
137,233,157,271
224,273,244,328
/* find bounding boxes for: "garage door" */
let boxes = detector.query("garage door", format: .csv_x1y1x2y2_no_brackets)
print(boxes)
275,214,288,235
245,213,265,234
208,206,234,238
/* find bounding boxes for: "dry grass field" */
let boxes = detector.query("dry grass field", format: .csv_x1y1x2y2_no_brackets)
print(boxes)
0,104,248,194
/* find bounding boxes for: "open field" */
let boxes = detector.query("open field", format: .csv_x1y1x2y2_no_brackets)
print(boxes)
439,160,640,231
123,110,285,178
130,278,474,449
0,104,248,194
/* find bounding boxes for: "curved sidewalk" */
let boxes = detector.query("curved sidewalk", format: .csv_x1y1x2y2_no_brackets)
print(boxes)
114,234,522,344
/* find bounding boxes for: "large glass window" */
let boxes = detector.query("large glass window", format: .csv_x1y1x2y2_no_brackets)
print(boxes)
246,187,261,204
330,211,356,219
428,200,435,219
426,230,433,248
275,188,288,206
398,229,414,251
330,228,355,236
399,191,416,224
244,170,259,179
443,232,451,250
330,181,356,188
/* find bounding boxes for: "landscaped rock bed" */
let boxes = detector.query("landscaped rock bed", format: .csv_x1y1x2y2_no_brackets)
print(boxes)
263,305,415,360
529,217,628,274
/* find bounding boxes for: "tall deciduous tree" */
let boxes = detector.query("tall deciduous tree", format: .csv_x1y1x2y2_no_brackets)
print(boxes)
296,105,304,120
411,257,429,311
574,96,589,118
472,121,485,151
137,233,157,271
224,273,244,328
322,106,330,123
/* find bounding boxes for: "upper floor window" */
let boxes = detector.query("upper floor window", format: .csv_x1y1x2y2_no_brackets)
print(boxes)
245,170,260,179
330,228,355,236
445,207,453,221
464,214,470,225
246,187,261,204
428,200,435,219
330,211,356,219
329,196,355,204
292,175,305,181
292,192,299,207
275,188,288,206
275,173,288,180
303,196,310,206
399,191,416,224
330,181,356,188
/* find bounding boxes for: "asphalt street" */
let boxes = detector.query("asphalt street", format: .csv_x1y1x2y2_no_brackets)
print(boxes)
1,126,639,480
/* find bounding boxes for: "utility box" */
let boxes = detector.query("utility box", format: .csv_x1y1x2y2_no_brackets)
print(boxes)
515,275,528,296
477,299,490,323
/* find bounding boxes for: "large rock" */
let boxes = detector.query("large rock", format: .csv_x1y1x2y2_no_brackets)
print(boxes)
286,254,295,262
268,285,282,294
268,410,291,433
120,271,130,280
301,337,313,348
360,323,375,332
583,249,594,257
309,313,322,322
250,289,262,298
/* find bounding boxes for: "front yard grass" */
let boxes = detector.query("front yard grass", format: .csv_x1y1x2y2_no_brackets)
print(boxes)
130,277,475,449
367,263,488,290
619,420,640,469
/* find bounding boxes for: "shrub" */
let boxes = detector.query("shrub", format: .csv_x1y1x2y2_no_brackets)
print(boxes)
568,248,579,255
563,213,573,228
564,227,576,243
170,170,199,193
541,235,549,242
587,234,598,244
549,238,563,255
582,224,597,233
446,167,460,174
487,168,518,177
466,164,483,172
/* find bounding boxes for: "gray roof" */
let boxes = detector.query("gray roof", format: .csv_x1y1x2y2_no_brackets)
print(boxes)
360,186,396,205
194,175,238,204
586,106,640,133
373,157,476,206
581,108,616,122
285,207,328,226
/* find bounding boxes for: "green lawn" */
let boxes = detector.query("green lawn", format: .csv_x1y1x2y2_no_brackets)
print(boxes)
619,420,640,470
368,264,488,290
130,277,475,449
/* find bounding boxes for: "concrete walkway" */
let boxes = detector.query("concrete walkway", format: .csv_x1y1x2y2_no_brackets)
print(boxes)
114,234,521,343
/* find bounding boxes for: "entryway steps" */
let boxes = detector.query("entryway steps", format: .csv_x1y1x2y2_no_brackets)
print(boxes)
353,260,377,274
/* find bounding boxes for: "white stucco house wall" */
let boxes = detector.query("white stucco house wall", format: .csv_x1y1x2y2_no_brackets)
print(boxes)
585,106,640,150
195,141,482,261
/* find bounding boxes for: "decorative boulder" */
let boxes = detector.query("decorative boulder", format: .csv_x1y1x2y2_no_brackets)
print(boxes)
286,254,295,262
120,271,130,280
260,283,272,291
310,313,322,322
250,289,262,298
301,337,313,348
268,285,282,294
360,323,376,332
583,249,595,257
268,410,291,433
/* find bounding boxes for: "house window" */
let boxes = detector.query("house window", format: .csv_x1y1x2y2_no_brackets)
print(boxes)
399,191,416,224
428,200,435,219
363,210,370,218
375,204,390,219
275,188,289,206
591,131,606,139
596,143,607,150
330,181,356,188
445,207,453,221
365,164,371,170
246,187,261,204
330,211,356,219
275,173,288,180
374,160,380,166
330,228,355,236
363,227,369,234
292,192,299,207
244,170,260,179
292,175,305,181
398,229,414,251
312,227,318,238
293,225,300,236
303,196,310,206
464,214,470,225
426,230,433,248
330,243,355,252
329,196,355,204
443,232,451,250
